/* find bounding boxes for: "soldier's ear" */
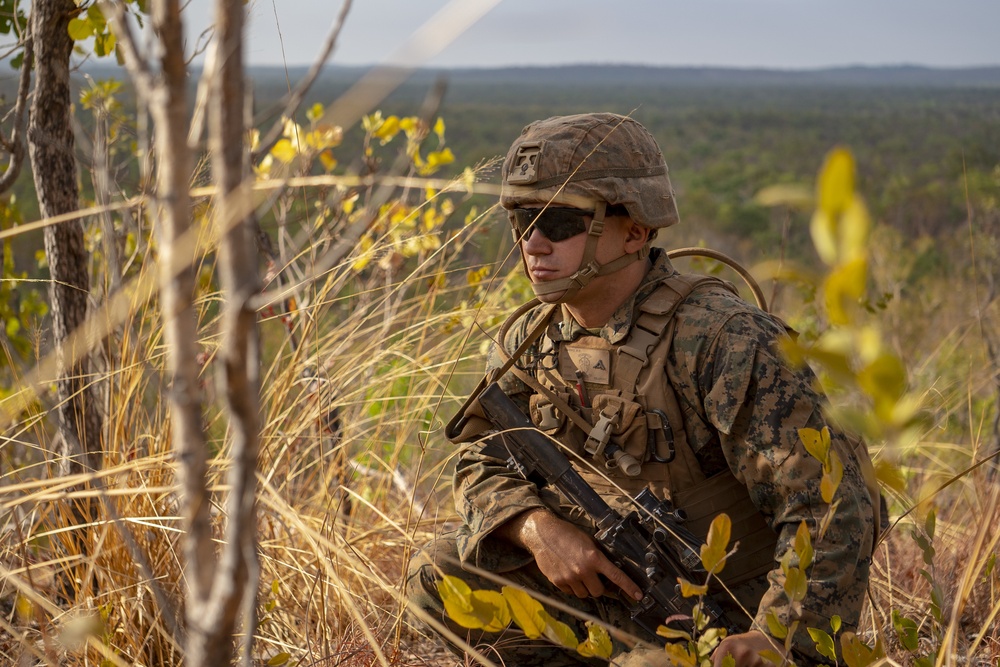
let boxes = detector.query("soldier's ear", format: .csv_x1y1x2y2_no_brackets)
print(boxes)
623,220,651,252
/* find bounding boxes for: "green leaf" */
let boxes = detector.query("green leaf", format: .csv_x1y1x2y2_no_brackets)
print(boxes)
808,627,837,661
68,17,94,41
700,512,731,574
831,615,842,633
267,653,291,666
502,586,546,639
924,508,936,541
86,3,106,27
891,609,919,651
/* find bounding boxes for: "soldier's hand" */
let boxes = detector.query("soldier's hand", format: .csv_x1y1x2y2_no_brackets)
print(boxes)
500,508,643,601
711,630,787,666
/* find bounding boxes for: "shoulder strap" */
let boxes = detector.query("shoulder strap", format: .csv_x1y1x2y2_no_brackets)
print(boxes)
615,274,734,462
616,274,733,393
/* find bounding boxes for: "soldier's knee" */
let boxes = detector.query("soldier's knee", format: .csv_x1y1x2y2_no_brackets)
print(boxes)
404,536,465,614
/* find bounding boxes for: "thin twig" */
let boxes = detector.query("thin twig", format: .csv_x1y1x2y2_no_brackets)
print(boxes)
252,0,354,161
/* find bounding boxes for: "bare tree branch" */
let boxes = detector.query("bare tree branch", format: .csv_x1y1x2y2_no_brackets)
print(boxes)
251,0,353,161
100,0,154,99
0,32,33,193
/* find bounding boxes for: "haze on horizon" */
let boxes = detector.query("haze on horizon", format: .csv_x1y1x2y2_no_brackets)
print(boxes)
184,0,999,71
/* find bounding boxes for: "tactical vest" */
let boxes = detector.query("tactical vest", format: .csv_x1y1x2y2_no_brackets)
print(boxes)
502,274,779,587
448,271,882,585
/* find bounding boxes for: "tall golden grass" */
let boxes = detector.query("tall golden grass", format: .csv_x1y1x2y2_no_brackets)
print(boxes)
1,169,998,667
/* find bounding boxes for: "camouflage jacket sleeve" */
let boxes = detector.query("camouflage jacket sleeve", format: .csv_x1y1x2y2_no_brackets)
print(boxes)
451,309,553,573
674,290,874,661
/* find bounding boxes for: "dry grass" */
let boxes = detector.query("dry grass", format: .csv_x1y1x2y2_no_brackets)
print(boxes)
1,180,998,667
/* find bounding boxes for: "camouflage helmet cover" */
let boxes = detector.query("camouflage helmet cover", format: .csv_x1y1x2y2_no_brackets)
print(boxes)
500,113,680,229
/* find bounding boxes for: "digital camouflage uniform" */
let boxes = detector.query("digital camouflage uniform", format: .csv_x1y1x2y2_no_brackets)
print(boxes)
406,114,875,666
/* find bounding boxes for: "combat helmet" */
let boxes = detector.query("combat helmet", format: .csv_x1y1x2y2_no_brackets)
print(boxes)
500,113,679,302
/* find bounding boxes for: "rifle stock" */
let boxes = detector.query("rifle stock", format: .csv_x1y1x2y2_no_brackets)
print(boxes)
477,382,739,640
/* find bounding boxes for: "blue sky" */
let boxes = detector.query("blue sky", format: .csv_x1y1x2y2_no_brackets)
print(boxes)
185,0,1000,69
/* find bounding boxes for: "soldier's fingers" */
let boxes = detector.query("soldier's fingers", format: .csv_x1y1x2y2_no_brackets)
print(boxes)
599,560,643,601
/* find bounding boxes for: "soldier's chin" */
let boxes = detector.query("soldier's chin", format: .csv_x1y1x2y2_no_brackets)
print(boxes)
533,288,567,304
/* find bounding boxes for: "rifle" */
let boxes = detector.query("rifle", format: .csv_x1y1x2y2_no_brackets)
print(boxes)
477,382,739,641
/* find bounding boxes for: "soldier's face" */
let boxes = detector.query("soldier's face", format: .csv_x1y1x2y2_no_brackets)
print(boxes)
519,207,631,289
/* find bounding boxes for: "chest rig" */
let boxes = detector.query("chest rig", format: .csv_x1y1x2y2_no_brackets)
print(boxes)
499,273,780,586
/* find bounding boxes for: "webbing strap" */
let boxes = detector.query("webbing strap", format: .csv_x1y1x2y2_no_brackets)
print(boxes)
615,275,734,462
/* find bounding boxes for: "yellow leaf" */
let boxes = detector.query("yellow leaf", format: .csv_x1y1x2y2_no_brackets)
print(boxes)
759,649,786,665
839,197,870,261
821,450,844,504
841,631,882,667
437,575,479,629
341,193,358,215
798,427,829,464
783,565,808,603
576,623,613,659
471,589,511,633
754,183,814,210
255,154,274,177
319,150,338,172
68,17,95,41
374,115,400,143
270,139,297,164
399,116,418,133
765,608,787,639
794,521,814,570
679,578,708,598
810,210,838,266
818,499,841,540
502,586,546,639
433,116,446,142
817,147,855,219
657,624,692,641
307,102,325,122
857,353,907,411
540,610,579,649
697,627,726,655
700,513,731,574
663,641,699,667
875,459,906,495
267,652,291,666
808,627,837,662
822,257,868,325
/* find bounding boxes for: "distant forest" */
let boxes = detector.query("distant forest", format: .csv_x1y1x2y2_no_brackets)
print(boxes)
4,63,1000,266
255,64,1000,261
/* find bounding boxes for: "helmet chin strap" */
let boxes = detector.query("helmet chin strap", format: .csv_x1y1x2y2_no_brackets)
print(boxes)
528,201,649,303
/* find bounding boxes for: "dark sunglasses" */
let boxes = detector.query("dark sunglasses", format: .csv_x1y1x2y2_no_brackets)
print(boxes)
508,207,592,242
